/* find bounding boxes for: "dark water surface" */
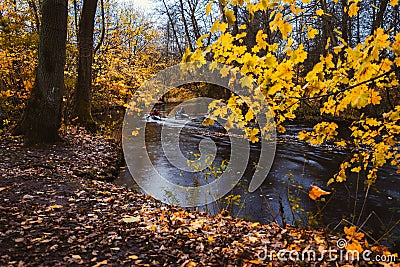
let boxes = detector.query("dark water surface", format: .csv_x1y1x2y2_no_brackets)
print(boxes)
116,107,400,249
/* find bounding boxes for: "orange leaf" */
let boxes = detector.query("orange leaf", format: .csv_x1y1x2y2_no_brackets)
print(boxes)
308,185,331,200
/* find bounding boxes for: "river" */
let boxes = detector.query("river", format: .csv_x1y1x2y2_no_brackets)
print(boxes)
116,107,400,251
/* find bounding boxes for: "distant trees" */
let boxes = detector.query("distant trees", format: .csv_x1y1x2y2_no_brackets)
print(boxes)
1,0,162,144
157,0,213,61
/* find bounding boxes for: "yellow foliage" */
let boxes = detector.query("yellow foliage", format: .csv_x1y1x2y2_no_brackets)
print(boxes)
182,0,400,189
348,3,360,17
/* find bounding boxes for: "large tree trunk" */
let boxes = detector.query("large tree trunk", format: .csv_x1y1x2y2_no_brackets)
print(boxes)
72,0,98,131
17,0,68,145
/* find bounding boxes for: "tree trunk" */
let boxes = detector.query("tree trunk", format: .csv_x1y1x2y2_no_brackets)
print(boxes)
179,0,193,51
162,0,183,56
371,0,389,35
340,0,349,44
17,0,68,145
72,0,98,131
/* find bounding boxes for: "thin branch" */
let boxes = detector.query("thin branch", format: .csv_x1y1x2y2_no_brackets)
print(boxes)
292,66,398,101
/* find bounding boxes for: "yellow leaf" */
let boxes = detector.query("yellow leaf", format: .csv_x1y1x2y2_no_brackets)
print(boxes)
255,30,267,50
131,130,139,136
344,226,365,241
370,90,382,105
93,260,108,267
225,117,233,130
298,130,309,140
45,204,63,212
206,1,213,15
240,75,254,89
308,185,331,200
224,9,236,25
279,21,292,40
335,140,346,147
316,9,324,16
325,37,331,49
245,128,259,143
307,26,319,39
390,0,398,6
196,34,209,48
348,3,360,17
251,222,260,227
346,240,364,253
249,259,262,264
245,109,254,121
248,236,258,243
351,86,369,109
185,261,197,267
365,118,381,126
202,117,215,126
128,255,139,260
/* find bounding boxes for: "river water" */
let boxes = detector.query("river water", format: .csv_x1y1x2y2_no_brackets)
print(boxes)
116,109,400,250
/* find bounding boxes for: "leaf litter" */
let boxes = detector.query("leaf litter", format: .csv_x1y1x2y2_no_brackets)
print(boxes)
0,128,397,266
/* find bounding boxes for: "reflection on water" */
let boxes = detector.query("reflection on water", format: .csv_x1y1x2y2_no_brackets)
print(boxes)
117,108,400,249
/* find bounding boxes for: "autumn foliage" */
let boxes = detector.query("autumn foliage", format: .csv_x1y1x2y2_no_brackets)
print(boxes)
184,0,400,187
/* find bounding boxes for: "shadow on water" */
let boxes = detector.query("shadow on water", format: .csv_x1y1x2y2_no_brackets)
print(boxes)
116,105,400,250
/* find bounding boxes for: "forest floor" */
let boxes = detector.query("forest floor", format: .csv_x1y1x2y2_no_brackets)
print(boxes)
0,128,397,267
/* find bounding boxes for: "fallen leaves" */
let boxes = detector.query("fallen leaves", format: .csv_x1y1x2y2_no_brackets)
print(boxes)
308,184,331,200
45,204,63,212
0,130,396,266
121,216,140,223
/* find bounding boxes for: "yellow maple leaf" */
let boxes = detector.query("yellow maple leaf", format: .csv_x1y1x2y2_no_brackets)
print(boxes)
344,226,365,241
348,3,360,17
308,185,331,200
240,75,254,89
256,30,267,50
245,109,254,121
316,9,324,16
245,128,260,143
390,0,399,6
224,9,236,25
365,118,381,126
205,1,212,15
298,130,309,140
279,21,292,40
307,26,319,39
346,240,364,253
131,129,139,137
370,90,382,105
202,117,215,126
351,86,369,109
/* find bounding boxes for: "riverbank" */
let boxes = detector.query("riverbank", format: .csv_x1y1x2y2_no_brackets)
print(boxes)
0,129,397,266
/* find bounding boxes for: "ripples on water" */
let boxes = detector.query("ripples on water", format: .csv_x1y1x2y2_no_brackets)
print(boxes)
118,113,400,250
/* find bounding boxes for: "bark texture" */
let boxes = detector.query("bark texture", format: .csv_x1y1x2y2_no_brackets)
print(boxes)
18,0,68,145
72,0,98,131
